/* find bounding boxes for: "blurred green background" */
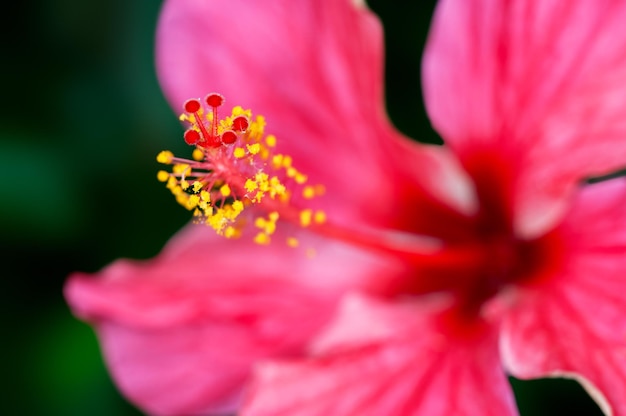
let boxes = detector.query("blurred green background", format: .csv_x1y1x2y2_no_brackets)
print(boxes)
1,0,604,415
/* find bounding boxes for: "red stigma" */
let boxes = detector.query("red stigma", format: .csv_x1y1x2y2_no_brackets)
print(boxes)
221,130,237,145
232,116,249,132
184,129,200,145
184,99,201,113
206,93,224,108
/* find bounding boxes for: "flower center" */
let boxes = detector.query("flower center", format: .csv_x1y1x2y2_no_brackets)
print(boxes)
157,93,326,245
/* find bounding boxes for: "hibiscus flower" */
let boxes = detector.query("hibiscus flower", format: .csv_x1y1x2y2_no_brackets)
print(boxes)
66,0,626,415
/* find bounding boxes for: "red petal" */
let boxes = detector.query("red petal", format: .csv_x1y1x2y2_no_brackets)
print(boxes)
423,0,626,236
65,225,404,415
501,179,626,416
244,295,518,416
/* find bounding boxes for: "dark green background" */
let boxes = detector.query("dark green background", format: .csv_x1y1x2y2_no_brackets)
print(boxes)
1,1,603,415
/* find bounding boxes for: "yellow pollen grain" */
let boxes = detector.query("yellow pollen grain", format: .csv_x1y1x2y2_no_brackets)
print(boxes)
255,217,267,229
192,148,204,161
245,179,258,192
192,181,203,192
265,134,277,147
176,193,189,207
300,209,312,227
234,147,246,158
286,167,297,178
272,154,283,168
232,200,244,214
303,186,315,199
247,143,261,155
282,155,292,168
224,226,237,239
287,237,299,248
157,170,169,182
173,164,190,174
264,221,276,235
254,232,270,245
314,210,326,224
200,190,210,202
269,211,279,222
295,173,307,184
157,150,174,164
220,184,231,197
187,194,200,209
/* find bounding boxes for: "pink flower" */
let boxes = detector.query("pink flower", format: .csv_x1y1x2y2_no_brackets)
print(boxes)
65,0,626,415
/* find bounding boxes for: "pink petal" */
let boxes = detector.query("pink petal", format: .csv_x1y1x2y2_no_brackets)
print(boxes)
501,179,626,416
155,0,476,229
65,225,405,415
423,0,626,236
156,0,385,215
244,295,518,416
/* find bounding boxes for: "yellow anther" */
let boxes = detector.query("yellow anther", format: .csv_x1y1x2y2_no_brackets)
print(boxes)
245,179,258,192
247,143,261,155
157,170,170,182
256,172,269,183
176,193,189,207
249,115,266,139
232,200,244,213
192,181,203,192
200,190,210,202
166,176,178,189
295,173,307,184
314,210,326,224
265,134,277,147
157,150,174,164
187,194,200,209
287,237,299,248
234,147,246,158
173,164,190,175
282,155,292,168
265,221,276,235
224,226,238,239
269,212,279,222
303,186,315,199
255,217,267,228
192,148,204,161
300,209,312,227
286,167,297,178
220,184,231,197
181,180,190,190
254,232,270,245
272,154,283,168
